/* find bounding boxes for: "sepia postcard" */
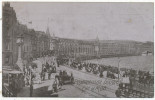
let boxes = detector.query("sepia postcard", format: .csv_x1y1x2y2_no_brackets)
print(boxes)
1,1,154,98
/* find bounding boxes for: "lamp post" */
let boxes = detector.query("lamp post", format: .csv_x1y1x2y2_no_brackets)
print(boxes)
118,58,121,81
16,34,24,72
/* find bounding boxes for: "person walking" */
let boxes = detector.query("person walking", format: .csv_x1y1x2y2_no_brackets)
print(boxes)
30,80,33,97
99,71,103,78
53,78,58,93
57,59,59,67
48,67,52,80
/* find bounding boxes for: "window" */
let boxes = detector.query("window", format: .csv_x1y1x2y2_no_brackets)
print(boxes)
5,56,9,64
5,42,10,50
27,46,28,51
23,46,25,52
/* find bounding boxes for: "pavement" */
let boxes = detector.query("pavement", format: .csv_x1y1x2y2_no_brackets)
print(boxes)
17,75,95,97
17,86,30,97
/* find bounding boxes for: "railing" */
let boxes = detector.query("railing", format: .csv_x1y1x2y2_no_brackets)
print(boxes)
2,85,14,97
119,82,154,98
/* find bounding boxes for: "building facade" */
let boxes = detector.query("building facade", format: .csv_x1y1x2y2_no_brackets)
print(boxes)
2,2,17,66
54,38,154,59
2,2,154,68
2,2,50,67
55,38,98,59
140,42,154,54
35,31,50,57
99,41,143,57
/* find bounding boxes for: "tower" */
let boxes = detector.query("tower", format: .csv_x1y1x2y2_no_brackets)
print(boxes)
95,35,100,57
96,35,99,42
46,18,51,51
46,18,51,37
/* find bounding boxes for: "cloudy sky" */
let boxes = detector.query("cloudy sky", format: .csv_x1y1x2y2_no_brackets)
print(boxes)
10,2,154,42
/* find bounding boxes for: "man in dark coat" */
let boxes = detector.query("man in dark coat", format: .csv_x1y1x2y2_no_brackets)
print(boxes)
30,81,33,97
115,88,121,97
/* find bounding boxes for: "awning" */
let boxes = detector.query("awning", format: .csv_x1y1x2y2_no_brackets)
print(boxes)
3,66,14,71
3,70,23,74
3,65,23,74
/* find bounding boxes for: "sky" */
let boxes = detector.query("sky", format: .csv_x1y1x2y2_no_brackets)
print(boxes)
10,2,154,42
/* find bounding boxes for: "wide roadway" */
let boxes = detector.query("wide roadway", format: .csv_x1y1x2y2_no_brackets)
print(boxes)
30,58,118,97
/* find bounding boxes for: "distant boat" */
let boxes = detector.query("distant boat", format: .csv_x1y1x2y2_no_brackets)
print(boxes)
142,51,152,56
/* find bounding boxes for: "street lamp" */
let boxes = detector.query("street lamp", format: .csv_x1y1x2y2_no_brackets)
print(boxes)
16,34,24,71
118,58,121,81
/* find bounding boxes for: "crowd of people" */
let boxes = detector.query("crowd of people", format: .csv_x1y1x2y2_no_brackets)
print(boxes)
69,60,154,85
16,56,58,96
41,62,57,81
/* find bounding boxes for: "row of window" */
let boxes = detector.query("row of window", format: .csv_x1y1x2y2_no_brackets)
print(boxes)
59,46,96,55
23,45,31,52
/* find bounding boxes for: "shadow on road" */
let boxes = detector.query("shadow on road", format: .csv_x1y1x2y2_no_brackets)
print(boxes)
33,86,57,97
33,85,66,97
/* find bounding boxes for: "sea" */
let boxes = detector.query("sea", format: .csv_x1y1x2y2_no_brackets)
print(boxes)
86,55,154,73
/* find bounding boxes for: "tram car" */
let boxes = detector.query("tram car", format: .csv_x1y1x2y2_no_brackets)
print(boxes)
55,71,74,85
61,72,74,84
2,67,24,97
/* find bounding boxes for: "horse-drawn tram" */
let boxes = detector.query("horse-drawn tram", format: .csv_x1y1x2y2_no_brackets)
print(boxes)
2,66,24,97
